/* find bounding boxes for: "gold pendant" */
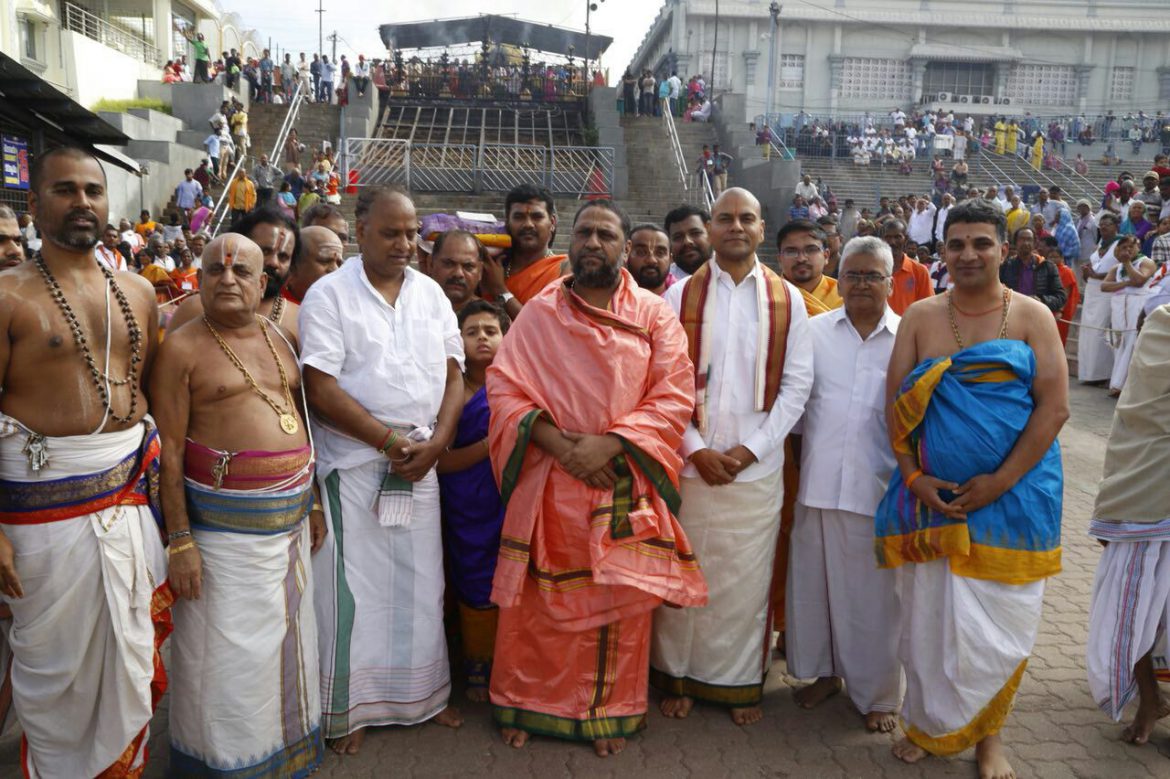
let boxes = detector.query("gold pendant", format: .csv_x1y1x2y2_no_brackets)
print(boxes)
279,413,299,435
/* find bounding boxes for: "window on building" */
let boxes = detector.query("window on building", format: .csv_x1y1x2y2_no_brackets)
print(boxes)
839,58,911,101
922,62,994,99
1004,64,1077,106
711,52,730,89
21,18,39,62
779,54,804,89
1110,67,1135,103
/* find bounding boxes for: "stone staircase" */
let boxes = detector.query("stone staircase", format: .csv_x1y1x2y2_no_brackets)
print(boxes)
796,156,939,210
621,115,715,223
249,102,342,171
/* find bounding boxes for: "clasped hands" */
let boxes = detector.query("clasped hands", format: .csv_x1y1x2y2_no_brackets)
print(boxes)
385,436,443,482
554,430,624,489
689,445,756,486
908,471,1009,520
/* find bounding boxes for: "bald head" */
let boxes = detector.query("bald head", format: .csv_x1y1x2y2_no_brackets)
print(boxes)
709,187,765,263
290,225,344,299
200,234,267,325
300,225,343,260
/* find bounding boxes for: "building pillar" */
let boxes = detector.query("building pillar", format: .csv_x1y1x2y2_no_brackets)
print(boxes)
993,62,1011,102
909,56,927,104
1075,65,1094,112
153,0,173,63
671,0,688,56
828,54,844,113
1156,66,1170,102
742,50,760,87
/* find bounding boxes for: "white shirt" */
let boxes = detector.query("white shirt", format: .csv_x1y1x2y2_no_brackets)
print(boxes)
664,258,813,481
797,306,900,515
794,181,819,202
934,205,952,243
908,204,937,245
667,75,682,98
95,244,126,271
150,255,175,272
299,258,464,474
1090,241,1119,277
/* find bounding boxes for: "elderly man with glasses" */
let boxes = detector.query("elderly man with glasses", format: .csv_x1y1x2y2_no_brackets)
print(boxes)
785,235,904,730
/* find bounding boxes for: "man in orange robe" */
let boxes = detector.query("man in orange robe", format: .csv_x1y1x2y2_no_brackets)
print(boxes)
501,184,571,304
487,200,706,757
771,219,844,652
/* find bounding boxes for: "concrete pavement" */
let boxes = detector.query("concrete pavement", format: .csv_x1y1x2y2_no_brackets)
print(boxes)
3,383,1167,778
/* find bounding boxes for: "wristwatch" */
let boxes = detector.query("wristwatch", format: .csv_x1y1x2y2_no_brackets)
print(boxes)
499,291,515,304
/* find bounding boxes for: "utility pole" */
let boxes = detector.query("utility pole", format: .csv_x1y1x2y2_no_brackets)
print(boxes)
329,31,337,62
766,2,781,124
585,0,605,92
315,0,325,56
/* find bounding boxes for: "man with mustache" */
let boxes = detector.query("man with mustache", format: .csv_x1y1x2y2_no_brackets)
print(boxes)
0,146,169,777
787,236,903,733
663,204,712,281
431,230,485,311
0,205,25,268
500,184,569,304
487,200,704,756
768,218,843,658
626,223,673,295
300,187,465,755
166,206,301,339
652,188,813,727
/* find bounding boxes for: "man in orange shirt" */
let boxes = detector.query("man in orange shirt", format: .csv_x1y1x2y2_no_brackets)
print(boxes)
501,184,570,304
880,219,933,314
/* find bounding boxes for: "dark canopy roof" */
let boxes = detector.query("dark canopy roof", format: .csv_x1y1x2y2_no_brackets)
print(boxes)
0,52,138,174
379,15,612,61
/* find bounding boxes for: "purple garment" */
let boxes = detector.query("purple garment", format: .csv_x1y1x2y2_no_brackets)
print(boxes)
437,386,504,607
1017,260,1036,296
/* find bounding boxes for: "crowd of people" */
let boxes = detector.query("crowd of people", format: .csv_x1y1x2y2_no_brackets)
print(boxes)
2,139,1170,779
621,70,713,122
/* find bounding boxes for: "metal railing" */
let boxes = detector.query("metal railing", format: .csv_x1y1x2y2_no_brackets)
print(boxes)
549,146,614,197
411,144,477,191
479,144,547,193
209,153,249,237
267,80,306,173
344,138,411,188
63,2,160,66
661,98,712,209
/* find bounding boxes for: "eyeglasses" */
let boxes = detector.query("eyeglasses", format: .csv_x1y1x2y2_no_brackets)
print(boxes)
778,245,824,260
840,271,890,285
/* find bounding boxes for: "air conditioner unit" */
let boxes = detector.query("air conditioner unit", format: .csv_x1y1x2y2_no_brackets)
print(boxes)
958,94,972,104
936,92,951,103
978,95,993,105
998,97,1012,106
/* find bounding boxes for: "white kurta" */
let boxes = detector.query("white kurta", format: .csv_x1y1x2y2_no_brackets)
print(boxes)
1108,286,1150,392
1077,243,1119,382
787,308,903,715
652,260,813,703
299,259,463,737
0,418,166,779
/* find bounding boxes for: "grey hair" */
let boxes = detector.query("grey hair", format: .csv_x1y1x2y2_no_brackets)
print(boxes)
0,205,16,221
840,236,894,277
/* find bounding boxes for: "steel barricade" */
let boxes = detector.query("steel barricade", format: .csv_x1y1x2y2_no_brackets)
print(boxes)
549,146,614,197
410,144,478,192
344,138,411,189
479,145,548,193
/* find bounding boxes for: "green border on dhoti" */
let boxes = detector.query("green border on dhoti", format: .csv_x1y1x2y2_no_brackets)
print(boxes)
492,705,646,741
648,667,763,707
322,469,357,739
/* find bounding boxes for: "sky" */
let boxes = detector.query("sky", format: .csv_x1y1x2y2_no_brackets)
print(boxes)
219,0,665,81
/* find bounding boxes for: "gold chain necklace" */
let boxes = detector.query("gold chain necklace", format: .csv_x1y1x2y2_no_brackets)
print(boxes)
947,287,1012,349
268,294,285,324
203,315,299,434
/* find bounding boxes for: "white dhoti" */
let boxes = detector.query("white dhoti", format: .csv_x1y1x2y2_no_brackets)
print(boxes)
898,558,1044,754
0,419,168,778
314,462,449,737
650,471,782,706
170,518,322,774
1108,291,1149,392
1086,522,1170,721
787,505,903,714
1078,278,1115,382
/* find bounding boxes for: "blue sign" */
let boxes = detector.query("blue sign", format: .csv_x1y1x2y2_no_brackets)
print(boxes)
3,136,30,191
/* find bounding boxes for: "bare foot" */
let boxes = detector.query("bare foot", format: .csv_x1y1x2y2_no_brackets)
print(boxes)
865,711,898,733
500,727,530,749
730,706,764,726
432,705,463,728
465,687,489,703
659,695,694,718
975,734,1015,779
328,727,366,755
793,676,843,709
593,737,626,757
892,737,928,764
1121,696,1170,745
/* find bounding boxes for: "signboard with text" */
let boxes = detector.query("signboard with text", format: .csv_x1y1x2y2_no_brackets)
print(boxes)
2,136,30,191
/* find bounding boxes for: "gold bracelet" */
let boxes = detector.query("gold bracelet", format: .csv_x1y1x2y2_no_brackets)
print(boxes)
311,503,324,513
167,540,197,556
